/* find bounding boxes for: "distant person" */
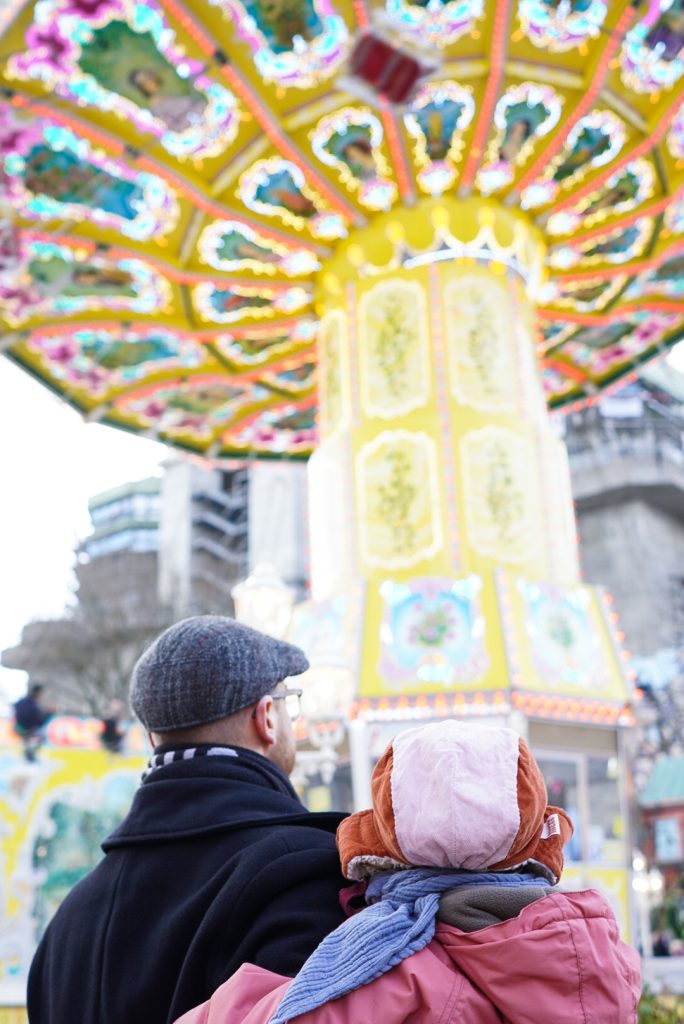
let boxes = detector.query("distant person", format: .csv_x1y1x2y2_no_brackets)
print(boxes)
13,683,51,762
177,720,641,1024
27,616,348,1024
100,698,126,753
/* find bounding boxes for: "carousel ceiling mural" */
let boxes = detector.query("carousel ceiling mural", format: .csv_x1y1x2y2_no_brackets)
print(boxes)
3,0,684,456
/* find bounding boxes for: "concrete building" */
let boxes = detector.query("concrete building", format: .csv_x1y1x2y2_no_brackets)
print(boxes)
83,476,161,561
158,457,308,616
158,459,248,617
565,362,684,662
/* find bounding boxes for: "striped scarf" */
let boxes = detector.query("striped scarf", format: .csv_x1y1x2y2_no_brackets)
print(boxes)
141,744,238,781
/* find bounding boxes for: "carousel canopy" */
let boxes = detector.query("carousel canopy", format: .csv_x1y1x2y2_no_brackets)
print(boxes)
1,0,684,458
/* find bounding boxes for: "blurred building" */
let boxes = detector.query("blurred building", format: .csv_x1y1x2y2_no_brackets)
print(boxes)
159,457,308,616
640,755,684,873
565,361,684,660
83,476,161,561
158,459,248,616
639,755,684,960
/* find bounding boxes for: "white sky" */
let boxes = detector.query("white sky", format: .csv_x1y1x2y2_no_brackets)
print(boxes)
2,342,684,709
0,358,168,706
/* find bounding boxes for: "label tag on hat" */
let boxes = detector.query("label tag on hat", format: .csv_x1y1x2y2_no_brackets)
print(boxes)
540,813,561,840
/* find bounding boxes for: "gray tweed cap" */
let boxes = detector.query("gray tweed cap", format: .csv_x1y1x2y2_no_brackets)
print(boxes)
129,615,309,732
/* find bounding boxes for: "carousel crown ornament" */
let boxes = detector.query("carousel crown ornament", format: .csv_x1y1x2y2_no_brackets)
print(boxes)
0,0,678,734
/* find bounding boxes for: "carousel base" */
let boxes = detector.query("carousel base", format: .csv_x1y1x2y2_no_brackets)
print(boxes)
289,567,631,728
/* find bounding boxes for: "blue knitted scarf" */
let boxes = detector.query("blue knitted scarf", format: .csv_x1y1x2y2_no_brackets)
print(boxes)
269,868,547,1024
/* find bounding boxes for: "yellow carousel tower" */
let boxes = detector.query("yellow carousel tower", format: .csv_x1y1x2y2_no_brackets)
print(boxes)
307,196,624,723
288,197,633,930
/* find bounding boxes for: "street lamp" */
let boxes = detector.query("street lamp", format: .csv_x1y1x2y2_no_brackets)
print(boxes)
231,561,295,639
632,851,664,958
232,574,357,792
292,665,356,787
300,665,356,723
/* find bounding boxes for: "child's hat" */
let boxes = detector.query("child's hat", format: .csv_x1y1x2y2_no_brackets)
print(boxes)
337,719,573,885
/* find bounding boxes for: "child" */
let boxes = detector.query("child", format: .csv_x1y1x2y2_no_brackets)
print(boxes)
13,683,51,762
176,720,641,1024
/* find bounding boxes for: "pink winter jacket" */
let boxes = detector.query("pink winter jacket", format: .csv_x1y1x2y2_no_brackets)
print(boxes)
175,888,641,1024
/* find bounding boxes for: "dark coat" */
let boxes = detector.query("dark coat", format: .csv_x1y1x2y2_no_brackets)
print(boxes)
13,695,49,734
27,746,348,1024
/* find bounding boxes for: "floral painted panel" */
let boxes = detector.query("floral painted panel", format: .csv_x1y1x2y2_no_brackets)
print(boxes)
199,220,320,276
621,0,684,93
443,272,518,412
318,307,350,435
358,278,431,418
0,239,171,326
356,429,443,570
27,326,204,394
0,110,178,239
310,108,396,211
205,0,348,88
8,0,240,158
477,83,563,195
378,575,488,686
460,426,539,564
516,578,614,690
517,0,608,51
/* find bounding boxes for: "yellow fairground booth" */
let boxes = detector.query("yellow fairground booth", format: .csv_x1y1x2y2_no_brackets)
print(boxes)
0,718,146,1016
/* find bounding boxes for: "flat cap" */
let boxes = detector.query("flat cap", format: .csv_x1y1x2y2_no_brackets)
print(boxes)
129,614,309,732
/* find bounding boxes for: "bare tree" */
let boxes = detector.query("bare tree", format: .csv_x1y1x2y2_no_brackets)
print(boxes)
2,551,176,715
631,654,684,794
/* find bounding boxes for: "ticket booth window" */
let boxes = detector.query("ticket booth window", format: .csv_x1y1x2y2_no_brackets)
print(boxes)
535,750,625,868
536,756,582,862
587,756,623,866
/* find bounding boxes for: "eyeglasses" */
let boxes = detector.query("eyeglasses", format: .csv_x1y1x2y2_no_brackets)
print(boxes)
251,687,303,723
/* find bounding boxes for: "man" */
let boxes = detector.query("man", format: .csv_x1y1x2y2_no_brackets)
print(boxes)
27,616,348,1024
13,683,51,762
100,697,126,753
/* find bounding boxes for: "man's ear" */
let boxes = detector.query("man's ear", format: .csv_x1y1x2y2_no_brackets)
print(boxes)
252,695,277,748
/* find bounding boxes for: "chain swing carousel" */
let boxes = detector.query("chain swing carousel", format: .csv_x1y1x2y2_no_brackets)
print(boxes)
5,0,684,931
